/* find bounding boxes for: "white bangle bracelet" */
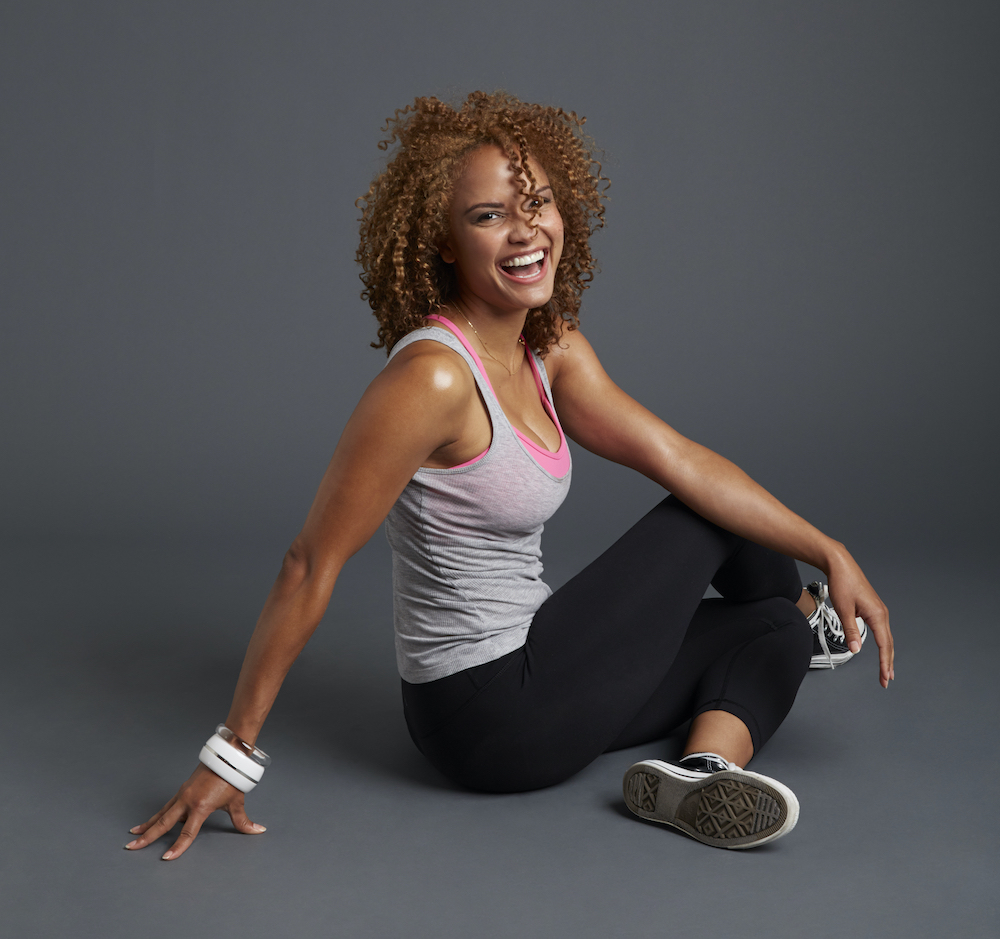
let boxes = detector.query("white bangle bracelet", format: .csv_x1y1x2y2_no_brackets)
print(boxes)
198,725,271,793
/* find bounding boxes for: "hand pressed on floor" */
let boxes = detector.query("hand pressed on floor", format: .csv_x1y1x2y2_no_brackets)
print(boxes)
124,763,266,860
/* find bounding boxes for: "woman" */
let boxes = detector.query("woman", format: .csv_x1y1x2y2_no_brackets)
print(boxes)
125,92,893,858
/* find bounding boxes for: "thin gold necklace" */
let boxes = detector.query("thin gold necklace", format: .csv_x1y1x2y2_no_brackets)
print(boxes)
454,302,525,377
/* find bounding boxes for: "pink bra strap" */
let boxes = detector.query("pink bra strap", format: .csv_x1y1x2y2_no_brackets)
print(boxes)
423,314,569,476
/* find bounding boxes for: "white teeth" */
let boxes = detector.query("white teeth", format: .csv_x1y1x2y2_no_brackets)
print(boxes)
501,249,545,268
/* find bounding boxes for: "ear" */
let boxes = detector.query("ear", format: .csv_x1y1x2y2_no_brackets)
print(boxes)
439,239,456,265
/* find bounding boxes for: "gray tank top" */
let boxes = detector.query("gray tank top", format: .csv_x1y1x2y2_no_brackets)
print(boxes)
384,322,572,683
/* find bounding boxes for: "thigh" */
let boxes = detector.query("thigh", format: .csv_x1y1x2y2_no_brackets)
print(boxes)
523,496,800,708
606,596,811,753
410,497,801,791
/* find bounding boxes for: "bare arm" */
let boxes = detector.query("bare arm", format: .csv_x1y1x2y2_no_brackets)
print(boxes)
126,342,479,859
547,328,894,687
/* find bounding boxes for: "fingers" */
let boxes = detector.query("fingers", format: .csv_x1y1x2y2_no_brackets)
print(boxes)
866,605,894,689
160,812,209,861
157,798,266,860
848,598,893,688
822,549,897,689
124,764,265,860
228,802,267,835
128,795,177,836
124,799,187,852
827,559,894,688
837,606,864,655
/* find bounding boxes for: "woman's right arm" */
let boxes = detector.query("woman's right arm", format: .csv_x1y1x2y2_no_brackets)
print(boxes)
125,342,476,860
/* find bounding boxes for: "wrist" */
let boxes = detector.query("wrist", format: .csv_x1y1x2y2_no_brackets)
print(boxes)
819,540,853,577
223,710,266,747
198,723,271,793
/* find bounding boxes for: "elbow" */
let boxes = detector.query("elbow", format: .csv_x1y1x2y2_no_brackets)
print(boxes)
277,537,342,598
279,540,312,590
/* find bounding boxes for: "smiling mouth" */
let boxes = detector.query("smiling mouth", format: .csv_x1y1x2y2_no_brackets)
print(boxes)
499,249,546,278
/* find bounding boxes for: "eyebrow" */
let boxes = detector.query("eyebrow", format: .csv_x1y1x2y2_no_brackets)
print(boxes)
463,185,553,216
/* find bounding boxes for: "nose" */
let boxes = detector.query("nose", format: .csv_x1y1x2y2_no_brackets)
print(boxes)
509,207,538,243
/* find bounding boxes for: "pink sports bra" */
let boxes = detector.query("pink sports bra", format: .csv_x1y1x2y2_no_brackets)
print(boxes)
426,314,570,478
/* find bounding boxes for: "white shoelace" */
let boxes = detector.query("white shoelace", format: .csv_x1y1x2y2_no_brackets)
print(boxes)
810,595,845,668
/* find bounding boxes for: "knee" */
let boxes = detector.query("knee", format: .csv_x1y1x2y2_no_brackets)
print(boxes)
749,597,813,653
645,495,730,548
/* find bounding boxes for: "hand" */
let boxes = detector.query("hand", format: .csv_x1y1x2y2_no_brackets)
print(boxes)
826,551,894,689
124,763,266,860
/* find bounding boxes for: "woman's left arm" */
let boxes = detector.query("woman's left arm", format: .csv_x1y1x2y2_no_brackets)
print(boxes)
548,328,894,688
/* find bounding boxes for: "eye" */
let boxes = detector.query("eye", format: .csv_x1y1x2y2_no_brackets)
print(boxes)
475,211,500,223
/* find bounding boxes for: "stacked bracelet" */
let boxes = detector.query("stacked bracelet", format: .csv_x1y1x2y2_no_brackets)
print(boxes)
198,724,271,793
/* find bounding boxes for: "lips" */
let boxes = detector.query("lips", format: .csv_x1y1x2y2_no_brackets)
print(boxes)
498,248,547,280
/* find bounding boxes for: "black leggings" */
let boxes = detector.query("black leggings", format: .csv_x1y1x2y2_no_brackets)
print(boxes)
401,496,813,793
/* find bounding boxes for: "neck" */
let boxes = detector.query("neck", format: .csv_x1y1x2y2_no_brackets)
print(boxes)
446,296,528,377
452,296,527,344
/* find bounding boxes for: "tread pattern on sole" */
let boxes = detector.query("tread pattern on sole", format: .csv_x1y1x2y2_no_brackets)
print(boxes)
625,771,659,813
694,779,784,839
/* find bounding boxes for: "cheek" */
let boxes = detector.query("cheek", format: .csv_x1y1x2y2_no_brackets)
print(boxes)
549,206,565,238
453,233,502,285
551,216,565,256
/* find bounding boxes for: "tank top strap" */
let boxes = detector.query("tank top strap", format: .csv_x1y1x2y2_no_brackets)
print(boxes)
386,323,507,429
388,317,570,480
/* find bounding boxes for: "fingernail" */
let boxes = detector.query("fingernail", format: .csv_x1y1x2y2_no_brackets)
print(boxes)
124,840,137,849
129,826,141,834
161,851,174,861
850,641,861,654
252,823,266,833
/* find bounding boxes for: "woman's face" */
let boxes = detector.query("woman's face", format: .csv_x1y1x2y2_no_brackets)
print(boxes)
440,144,564,316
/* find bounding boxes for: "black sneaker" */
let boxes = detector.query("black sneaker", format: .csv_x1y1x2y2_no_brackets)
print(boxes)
806,581,868,669
622,754,799,849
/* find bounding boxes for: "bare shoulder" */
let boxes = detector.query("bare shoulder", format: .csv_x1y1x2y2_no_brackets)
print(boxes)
375,336,477,412
542,322,604,387
330,335,478,491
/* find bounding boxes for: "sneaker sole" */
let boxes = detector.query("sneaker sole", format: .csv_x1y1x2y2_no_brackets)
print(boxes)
622,760,799,849
809,617,868,669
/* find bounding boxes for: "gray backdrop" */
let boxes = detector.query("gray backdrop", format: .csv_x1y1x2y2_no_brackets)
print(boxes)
2,2,998,938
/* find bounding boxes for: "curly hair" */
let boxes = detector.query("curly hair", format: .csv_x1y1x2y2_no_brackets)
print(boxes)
356,91,609,355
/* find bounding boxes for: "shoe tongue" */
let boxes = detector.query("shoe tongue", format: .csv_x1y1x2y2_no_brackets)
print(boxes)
807,581,829,603
679,752,731,774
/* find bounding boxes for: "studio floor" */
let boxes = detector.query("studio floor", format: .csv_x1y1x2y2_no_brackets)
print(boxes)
2,539,997,939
